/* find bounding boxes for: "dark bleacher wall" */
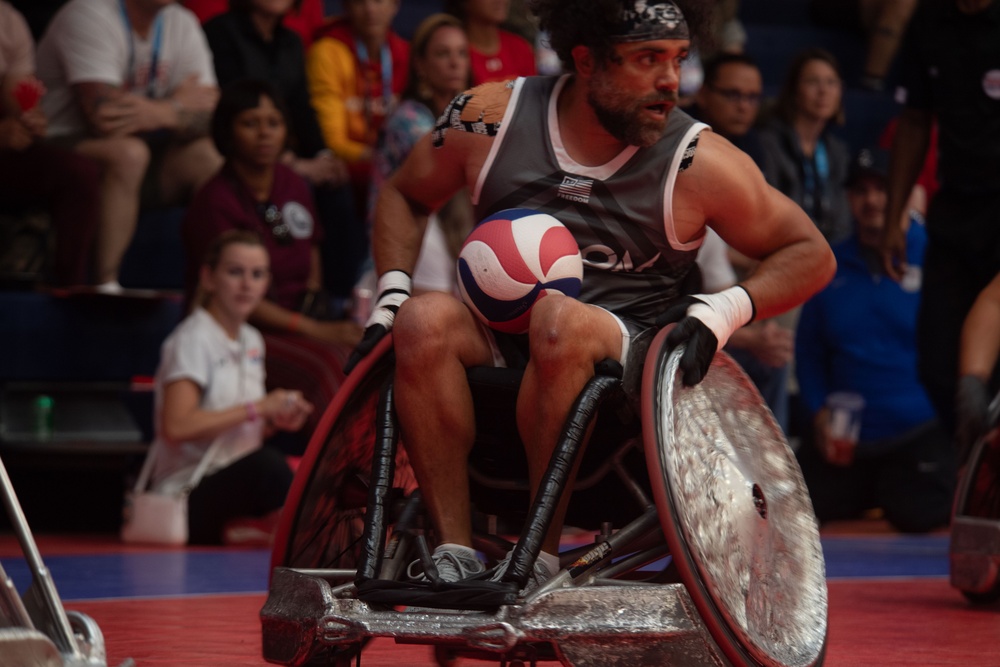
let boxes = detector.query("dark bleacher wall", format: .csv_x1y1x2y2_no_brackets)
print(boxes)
0,292,181,383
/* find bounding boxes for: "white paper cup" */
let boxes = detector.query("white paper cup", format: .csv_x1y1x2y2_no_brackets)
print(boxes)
825,391,865,465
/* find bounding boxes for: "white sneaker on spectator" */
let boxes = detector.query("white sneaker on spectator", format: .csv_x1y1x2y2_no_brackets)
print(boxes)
94,280,124,295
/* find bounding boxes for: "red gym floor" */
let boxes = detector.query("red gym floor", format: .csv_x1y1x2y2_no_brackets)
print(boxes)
2,524,998,667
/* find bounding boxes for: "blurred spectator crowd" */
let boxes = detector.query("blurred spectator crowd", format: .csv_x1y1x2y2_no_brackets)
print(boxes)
2,0,998,538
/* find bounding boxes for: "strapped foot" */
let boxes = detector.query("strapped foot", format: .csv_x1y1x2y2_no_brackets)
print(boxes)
489,550,554,595
406,547,486,584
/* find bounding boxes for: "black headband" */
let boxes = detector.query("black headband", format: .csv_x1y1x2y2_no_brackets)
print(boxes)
611,0,690,42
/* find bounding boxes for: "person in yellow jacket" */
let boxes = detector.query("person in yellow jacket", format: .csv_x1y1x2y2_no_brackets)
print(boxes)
306,0,409,197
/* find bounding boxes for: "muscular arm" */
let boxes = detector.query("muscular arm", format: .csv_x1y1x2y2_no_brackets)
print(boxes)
160,378,253,444
881,107,933,279
960,272,1000,380
371,129,483,275
73,79,214,139
74,81,168,136
161,377,307,443
679,133,836,320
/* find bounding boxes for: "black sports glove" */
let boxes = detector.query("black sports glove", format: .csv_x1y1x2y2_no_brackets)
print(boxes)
657,286,755,386
343,270,411,375
956,374,991,455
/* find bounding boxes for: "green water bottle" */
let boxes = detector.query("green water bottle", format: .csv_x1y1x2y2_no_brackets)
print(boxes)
34,394,54,440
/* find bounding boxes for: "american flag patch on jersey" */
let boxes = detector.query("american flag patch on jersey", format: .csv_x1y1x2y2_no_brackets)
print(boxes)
557,175,594,203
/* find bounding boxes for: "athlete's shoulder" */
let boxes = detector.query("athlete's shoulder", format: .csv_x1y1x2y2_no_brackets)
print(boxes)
432,79,518,147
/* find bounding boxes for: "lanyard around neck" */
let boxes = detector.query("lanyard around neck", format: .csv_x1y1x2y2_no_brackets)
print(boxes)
119,0,164,97
355,39,393,109
801,139,829,207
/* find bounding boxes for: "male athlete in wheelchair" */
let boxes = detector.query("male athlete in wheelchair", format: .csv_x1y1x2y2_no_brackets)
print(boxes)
261,1,836,664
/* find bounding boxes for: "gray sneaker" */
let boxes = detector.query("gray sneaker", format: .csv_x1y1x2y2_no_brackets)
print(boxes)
407,549,486,583
489,550,554,594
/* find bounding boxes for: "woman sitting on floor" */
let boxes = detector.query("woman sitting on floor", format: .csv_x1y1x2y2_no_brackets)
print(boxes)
148,229,313,545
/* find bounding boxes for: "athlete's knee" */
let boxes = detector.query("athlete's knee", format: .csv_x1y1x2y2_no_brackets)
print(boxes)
394,293,470,363
527,295,592,370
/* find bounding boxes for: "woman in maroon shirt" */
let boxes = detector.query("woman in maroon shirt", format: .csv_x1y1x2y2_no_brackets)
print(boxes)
183,79,360,345
182,79,361,451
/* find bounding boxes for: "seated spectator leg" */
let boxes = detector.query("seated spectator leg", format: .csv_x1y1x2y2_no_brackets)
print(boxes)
48,148,103,285
878,421,956,533
157,137,223,206
75,136,151,285
187,445,294,545
0,144,102,286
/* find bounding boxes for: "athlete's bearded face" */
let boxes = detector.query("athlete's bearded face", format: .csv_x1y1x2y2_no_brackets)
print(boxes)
586,43,683,148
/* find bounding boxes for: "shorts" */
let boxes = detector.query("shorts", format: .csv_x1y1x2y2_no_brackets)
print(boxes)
477,306,656,397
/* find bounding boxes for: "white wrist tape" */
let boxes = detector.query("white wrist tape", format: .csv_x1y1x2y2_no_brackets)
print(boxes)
366,270,412,329
686,285,754,351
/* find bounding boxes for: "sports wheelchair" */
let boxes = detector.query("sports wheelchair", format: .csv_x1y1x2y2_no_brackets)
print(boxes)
950,393,1000,604
261,329,829,666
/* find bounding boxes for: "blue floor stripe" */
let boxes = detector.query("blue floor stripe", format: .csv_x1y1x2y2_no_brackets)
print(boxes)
0,535,951,602
1,550,272,601
821,534,950,579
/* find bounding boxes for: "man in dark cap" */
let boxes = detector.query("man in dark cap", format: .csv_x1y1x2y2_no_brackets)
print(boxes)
354,0,836,588
796,146,955,533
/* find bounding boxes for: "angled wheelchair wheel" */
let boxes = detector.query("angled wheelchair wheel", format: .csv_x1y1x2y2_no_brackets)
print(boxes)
271,335,415,572
950,424,1000,604
642,330,828,667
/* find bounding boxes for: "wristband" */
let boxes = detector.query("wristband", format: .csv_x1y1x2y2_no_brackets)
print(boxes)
288,312,302,333
685,285,755,351
365,270,412,329
375,270,412,298
245,401,259,423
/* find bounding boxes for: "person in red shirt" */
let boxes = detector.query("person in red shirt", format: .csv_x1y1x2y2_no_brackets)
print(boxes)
445,0,536,85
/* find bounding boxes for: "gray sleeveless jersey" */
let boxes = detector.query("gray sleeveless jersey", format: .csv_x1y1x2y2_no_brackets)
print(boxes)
473,75,708,328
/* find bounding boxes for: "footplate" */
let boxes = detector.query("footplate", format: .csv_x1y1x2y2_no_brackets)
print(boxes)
951,517,1000,594
261,567,727,666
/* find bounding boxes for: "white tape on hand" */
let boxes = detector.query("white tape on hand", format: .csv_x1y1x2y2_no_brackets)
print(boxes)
365,270,412,330
684,285,754,350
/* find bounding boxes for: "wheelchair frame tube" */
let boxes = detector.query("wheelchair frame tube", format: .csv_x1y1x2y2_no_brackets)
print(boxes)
502,373,622,589
356,379,399,583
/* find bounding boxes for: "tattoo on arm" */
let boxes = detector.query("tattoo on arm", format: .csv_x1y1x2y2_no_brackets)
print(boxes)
73,82,118,135
174,107,211,141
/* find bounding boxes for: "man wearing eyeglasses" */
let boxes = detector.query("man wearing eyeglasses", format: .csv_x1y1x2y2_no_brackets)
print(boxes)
689,52,794,432
690,52,765,166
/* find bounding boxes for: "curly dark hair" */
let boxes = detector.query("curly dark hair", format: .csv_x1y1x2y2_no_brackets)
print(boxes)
528,0,712,71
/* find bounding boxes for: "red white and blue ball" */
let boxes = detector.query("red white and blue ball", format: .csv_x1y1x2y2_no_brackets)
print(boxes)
457,208,583,334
